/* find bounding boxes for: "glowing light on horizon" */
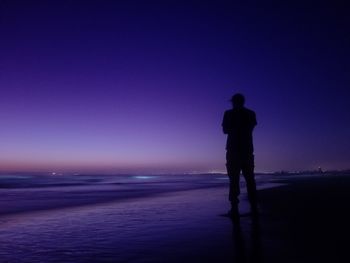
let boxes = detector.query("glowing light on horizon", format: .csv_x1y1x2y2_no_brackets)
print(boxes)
134,176,155,179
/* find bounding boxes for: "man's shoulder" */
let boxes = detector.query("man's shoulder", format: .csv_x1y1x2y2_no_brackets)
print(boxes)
224,108,256,116
229,107,255,114
243,107,256,115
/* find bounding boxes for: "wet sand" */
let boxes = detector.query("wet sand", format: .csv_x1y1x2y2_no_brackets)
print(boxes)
0,186,236,263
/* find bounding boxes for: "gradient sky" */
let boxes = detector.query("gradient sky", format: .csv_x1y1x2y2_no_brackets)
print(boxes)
1,1,349,173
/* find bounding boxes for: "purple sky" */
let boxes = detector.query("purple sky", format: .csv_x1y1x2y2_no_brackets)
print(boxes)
1,1,349,173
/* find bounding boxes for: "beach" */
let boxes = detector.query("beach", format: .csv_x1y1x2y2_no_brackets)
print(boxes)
257,173,350,263
0,173,349,262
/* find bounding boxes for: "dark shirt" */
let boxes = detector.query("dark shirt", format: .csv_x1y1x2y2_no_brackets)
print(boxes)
222,107,257,155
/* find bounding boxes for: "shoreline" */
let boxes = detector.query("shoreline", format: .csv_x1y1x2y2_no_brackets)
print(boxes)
0,173,281,218
0,183,226,218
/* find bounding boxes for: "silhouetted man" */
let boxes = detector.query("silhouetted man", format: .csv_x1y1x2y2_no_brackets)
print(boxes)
222,93,258,216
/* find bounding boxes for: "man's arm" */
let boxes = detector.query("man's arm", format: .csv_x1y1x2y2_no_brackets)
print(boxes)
251,111,257,130
253,112,257,127
222,111,230,134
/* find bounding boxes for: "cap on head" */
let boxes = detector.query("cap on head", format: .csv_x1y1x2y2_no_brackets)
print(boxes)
230,93,245,107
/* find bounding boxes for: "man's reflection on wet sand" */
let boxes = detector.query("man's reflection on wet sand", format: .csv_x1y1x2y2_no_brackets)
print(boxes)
231,215,263,263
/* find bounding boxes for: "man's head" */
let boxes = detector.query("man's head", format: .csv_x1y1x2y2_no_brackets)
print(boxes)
230,93,245,108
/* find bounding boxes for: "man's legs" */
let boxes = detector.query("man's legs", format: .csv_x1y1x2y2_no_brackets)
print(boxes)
226,151,241,210
242,155,258,212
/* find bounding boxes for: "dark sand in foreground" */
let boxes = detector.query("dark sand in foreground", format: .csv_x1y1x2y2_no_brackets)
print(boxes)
258,173,350,263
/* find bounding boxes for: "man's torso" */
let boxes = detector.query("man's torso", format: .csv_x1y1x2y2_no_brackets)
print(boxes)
222,107,257,155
